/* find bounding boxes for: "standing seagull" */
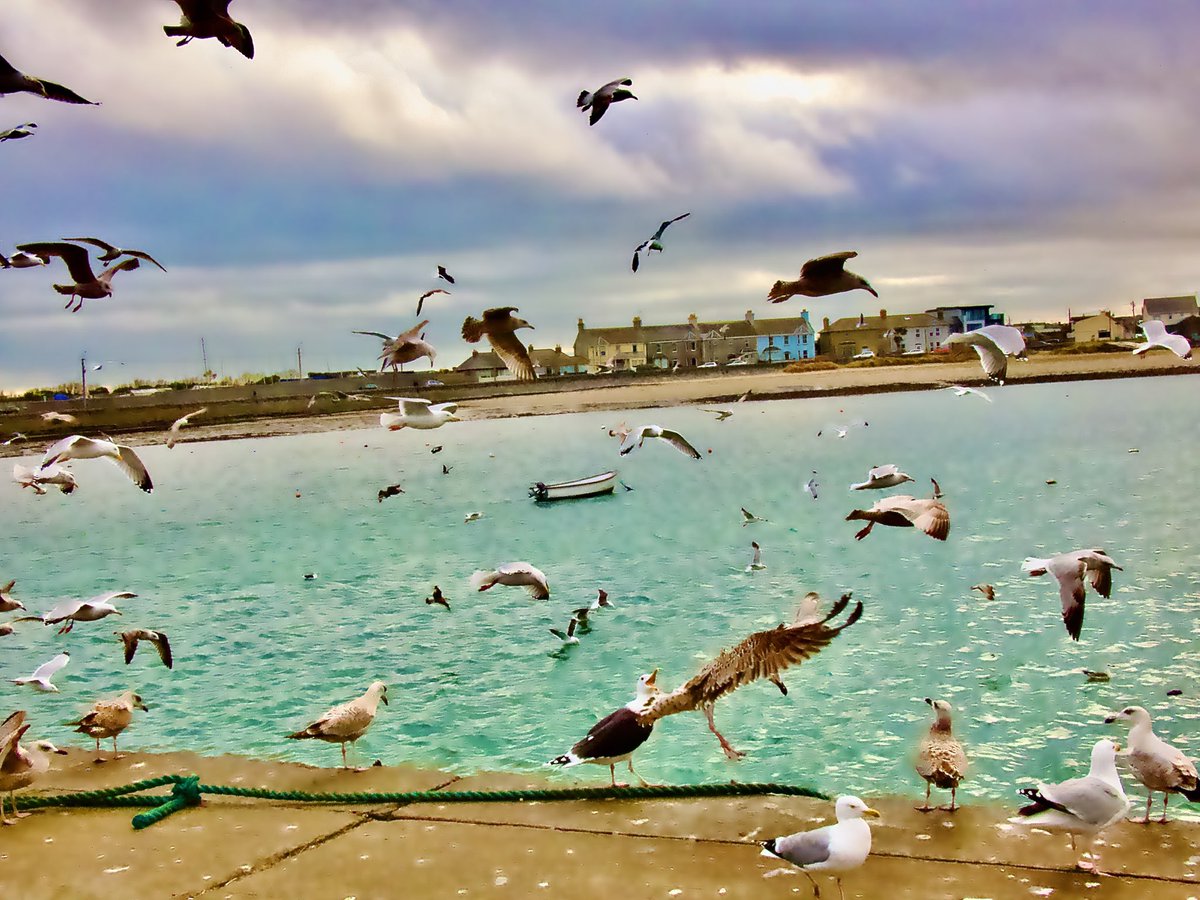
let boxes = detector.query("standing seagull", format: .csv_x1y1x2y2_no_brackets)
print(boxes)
1105,705,1200,823
845,480,949,542
353,320,436,372
287,682,389,769
631,213,690,272
768,252,876,303
461,307,537,381
0,123,36,142
1021,549,1122,641
416,288,450,317
548,670,661,786
379,399,459,431
760,795,880,900
577,77,636,125
914,698,968,812
16,243,142,312
1134,320,1192,360
850,464,914,491
618,425,701,459
60,237,167,272
0,53,97,104
12,652,70,692
164,0,254,59
471,562,550,599
67,691,150,762
118,629,173,669
40,435,153,492
945,325,1028,384
166,407,207,449
1009,739,1129,873
0,711,67,825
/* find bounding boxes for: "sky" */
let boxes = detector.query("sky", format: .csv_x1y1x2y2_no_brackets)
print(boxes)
2,1,1198,391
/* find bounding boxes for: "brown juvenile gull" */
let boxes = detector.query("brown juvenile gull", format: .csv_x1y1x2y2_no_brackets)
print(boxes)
1134,319,1192,360
631,213,690,272
944,325,1027,384
40,435,153,492
1021,549,1122,641
471,562,550,599
845,479,949,542
24,590,136,634
377,483,404,502
618,425,701,459
353,320,436,372
16,242,142,312
287,681,389,769
461,307,536,381
915,698,968,812
166,407,207,449
61,237,167,272
426,585,449,610
40,411,77,424
0,123,36,142
760,795,880,900
416,288,450,317
1105,705,1200,823
850,464,914,491
0,53,97,105
634,593,862,761
67,690,149,762
577,77,637,126
549,671,660,786
970,583,995,601
0,581,25,614
768,251,876,303
118,629,173,669
164,0,254,59
0,711,67,825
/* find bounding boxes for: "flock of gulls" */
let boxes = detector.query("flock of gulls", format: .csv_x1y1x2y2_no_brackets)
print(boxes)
2,4,1198,895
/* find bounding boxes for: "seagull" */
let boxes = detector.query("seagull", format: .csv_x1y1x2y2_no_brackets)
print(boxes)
67,691,149,761
618,425,701,459
117,629,173,669
12,651,70,692
945,325,1028,384
164,0,254,59
915,698,968,812
549,616,581,645
40,411,77,423
0,711,67,825
0,250,47,269
701,408,733,422
13,462,77,495
619,480,634,492
430,445,444,454
471,562,550,599
40,435,153,492
1134,319,1192,360
945,384,992,402
572,589,613,626
737,389,753,403
1083,669,1111,683
379,399,459,431
166,407,207,449
549,671,660,785
740,507,768,526
60,238,167,272
461,307,537,381
24,591,136,634
0,581,24,614
15,242,142,312
746,542,766,571
464,511,483,523
1010,738,1129,873
425,586,450,610
631,213,690,272
970,584,995,601
817,420,868,439
850,464,914,491
377,483,404,502
2,433,26,445
436,265,455,284
1105,705,1200,823
287,682,389,769
607,422,633,442
760,795,880,900
635,593,863,760
768,251,877,303
353,321,436,372
0,123,36,142
0,52,97,105
577,77,636,125
441,464,452,475
845,479,949,541
1021,549,1122,640
416,288,450,317
805,473,819,500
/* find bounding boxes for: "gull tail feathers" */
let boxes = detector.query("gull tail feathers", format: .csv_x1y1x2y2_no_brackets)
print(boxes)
548,751,581,768
1021,557,1050,576
461,317,486,343
470,570,497,592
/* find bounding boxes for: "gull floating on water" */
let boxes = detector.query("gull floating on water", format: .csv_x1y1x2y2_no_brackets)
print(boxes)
40,435,153,492
915,698,968,812
850,464,914,491
619,425,701,459
12,651,69,692
845,479,949,541
549,670,660,786
970,583,995,601
1104,705,1200,823
0,52,97,105
354,320,436,372
577,77,636,125
549,616,581,645
166,407,207,449
425,586,449,610
17,242,143,312
945,384,992,402
464,511,483,523
1022,549,1122,641
0,123,36,142
631,213,690,272
118,629,173,669
0,711,67,825
768,251,877,303
760,795,880,899
1083,669,1111,683
380,399,459,431
471,562,550,599
461,307,536,381
24,591,136,634
945,325,1027,384
164,0,254,59
61,237,167,272
1134,319,1192,360
287,681,388,769
68,690,149,761
1010,738,1129,873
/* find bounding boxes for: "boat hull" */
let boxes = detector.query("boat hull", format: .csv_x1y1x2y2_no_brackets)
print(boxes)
530,471,617,502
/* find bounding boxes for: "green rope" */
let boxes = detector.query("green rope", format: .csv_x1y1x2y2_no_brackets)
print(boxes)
20,776,827,830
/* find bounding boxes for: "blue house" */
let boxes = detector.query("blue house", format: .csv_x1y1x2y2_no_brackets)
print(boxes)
925,305,1004,333
755,309,814,362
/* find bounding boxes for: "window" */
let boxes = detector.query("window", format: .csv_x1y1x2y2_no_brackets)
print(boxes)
631,344,638,352
689,341,696,351
783,335,790,345
600,350,606,357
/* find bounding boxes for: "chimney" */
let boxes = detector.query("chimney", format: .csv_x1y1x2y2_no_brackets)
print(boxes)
577,318,585,331
823,316,831,329
744,309,754,324
554,344,562,353
632,316,642,328
688,313,698,329
801,308,810,322
879,309,887,321
471,349,479,357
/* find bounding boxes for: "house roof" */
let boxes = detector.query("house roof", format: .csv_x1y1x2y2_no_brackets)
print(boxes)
822,312,939,333
580,315,811,346
455,347,586,372
1143,295,1198,316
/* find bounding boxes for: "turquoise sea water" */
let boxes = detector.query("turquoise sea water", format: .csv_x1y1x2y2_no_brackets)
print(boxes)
3,376,1199,805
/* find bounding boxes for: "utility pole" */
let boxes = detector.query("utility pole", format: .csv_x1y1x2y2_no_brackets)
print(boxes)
81,355,88,403
201,337,209,381
296,346,303,379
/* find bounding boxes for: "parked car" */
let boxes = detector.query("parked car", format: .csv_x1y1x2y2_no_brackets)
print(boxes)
851,349,875,360
697,361,719,368
424,380,445,387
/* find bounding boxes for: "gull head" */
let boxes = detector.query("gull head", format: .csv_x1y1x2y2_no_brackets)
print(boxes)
835,795,881,820
634,669,660,701
32,740,67,756
128,692,150,712
857,277,878,298
1104,705,1150,727
514,317,534,331
368,681,389,705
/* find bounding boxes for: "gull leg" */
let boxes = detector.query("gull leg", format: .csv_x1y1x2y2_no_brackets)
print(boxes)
1074,836,1099,873
9,791,28,820
704,705,744,761
112,735,123,760
916,783,932,812
938,786,959,812
627,758,653,788
94,736,104,763
609,763,629,788
854,522,874,541
1160,792,1169,824
340,742,348,769
836,876,845,900
801,871,821,898
1139,792,1152,824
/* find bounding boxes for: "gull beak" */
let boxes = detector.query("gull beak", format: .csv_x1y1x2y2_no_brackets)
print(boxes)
862,807,881,819
138,701,151,711
646,669,658,686
923,697,932,706
381,694,389,705
54,747,68,755
1103,715,1117,724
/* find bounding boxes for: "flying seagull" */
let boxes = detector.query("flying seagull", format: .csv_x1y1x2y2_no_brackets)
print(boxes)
12,652,70,692
0,52,97,105
425,586,449,610
740,507,768,526
1021,549,1122,641
164,0,254,59
40,435,153,493
549,671,661,786
0,250,48,269
577,77,636,126
845,479,949,541
817,420,868,439
13,462,76,495
68,691,149,761
166,407,207,449
117,629,173,669
1105,705,1200,823
471,562,550,599
377,483,404,502
23,591,136,634
850,464,915,491
549,616,581,645
16,242,142,312
618,425,701,459
0,581,24,613
40,411,77,424
353,320,436,372
0,123,36,142
572,589,612,626
416,288,450,317
631,213,690,272
915,698,968,812
436,265,455,284
1134,319,1192,360
944,325,1028,384
60,238,168,272
701,408,733,422
379,399,459,431
461,307,537,381
970,584,995,601
768,251,876,303
804,475,819,500
441,464,452,475
287,682,389,769
760,795,880,900
945,384,992,402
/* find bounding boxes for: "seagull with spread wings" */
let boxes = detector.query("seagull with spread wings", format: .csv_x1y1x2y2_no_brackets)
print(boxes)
1134,319,1192,360
944,324,1028,384
631,213,690,272
618,425,701,459
768,252,877,303
16,242,143,312
845,479,949,541
117,629,173,669
0,52,97,105
470,562,551,600
1021,549,1122,641
21,591,136,634
379,398,459,431
61,237,168,272
40,435,153,492
461,307,537,381
166,407,207,449
353,320,436,372
577,77,637,125
164,0,254,59
12,652,70,692
0,123,36,142
416,288,450,317
0,249,47,269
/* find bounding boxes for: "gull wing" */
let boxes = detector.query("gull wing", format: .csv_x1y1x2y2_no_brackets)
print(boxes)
488,328,537,381
31,76,97,105
89,591,137,605
17,242,96,284
650,212,691,241
119,249,167,272
1039,775,1126,826
113,444,153,492
150,631,173,668
31,652,70,681
618,428,644,456
767,825,834,867
39,434,94,467
1050,556,1088,640
799,251,856,279
961,334,1009,382
99,257,141,283
170,407,208,432
63,236,119,258
42,598,86,623
0,710,25,769
393,398,433,416
1140,320,1169,343
978,324,1027,357
867,464,899,479
658,428,701,459
906,499,950,541
430,402,458,415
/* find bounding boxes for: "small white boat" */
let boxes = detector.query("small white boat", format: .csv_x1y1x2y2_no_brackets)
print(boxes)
529,470,618,502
